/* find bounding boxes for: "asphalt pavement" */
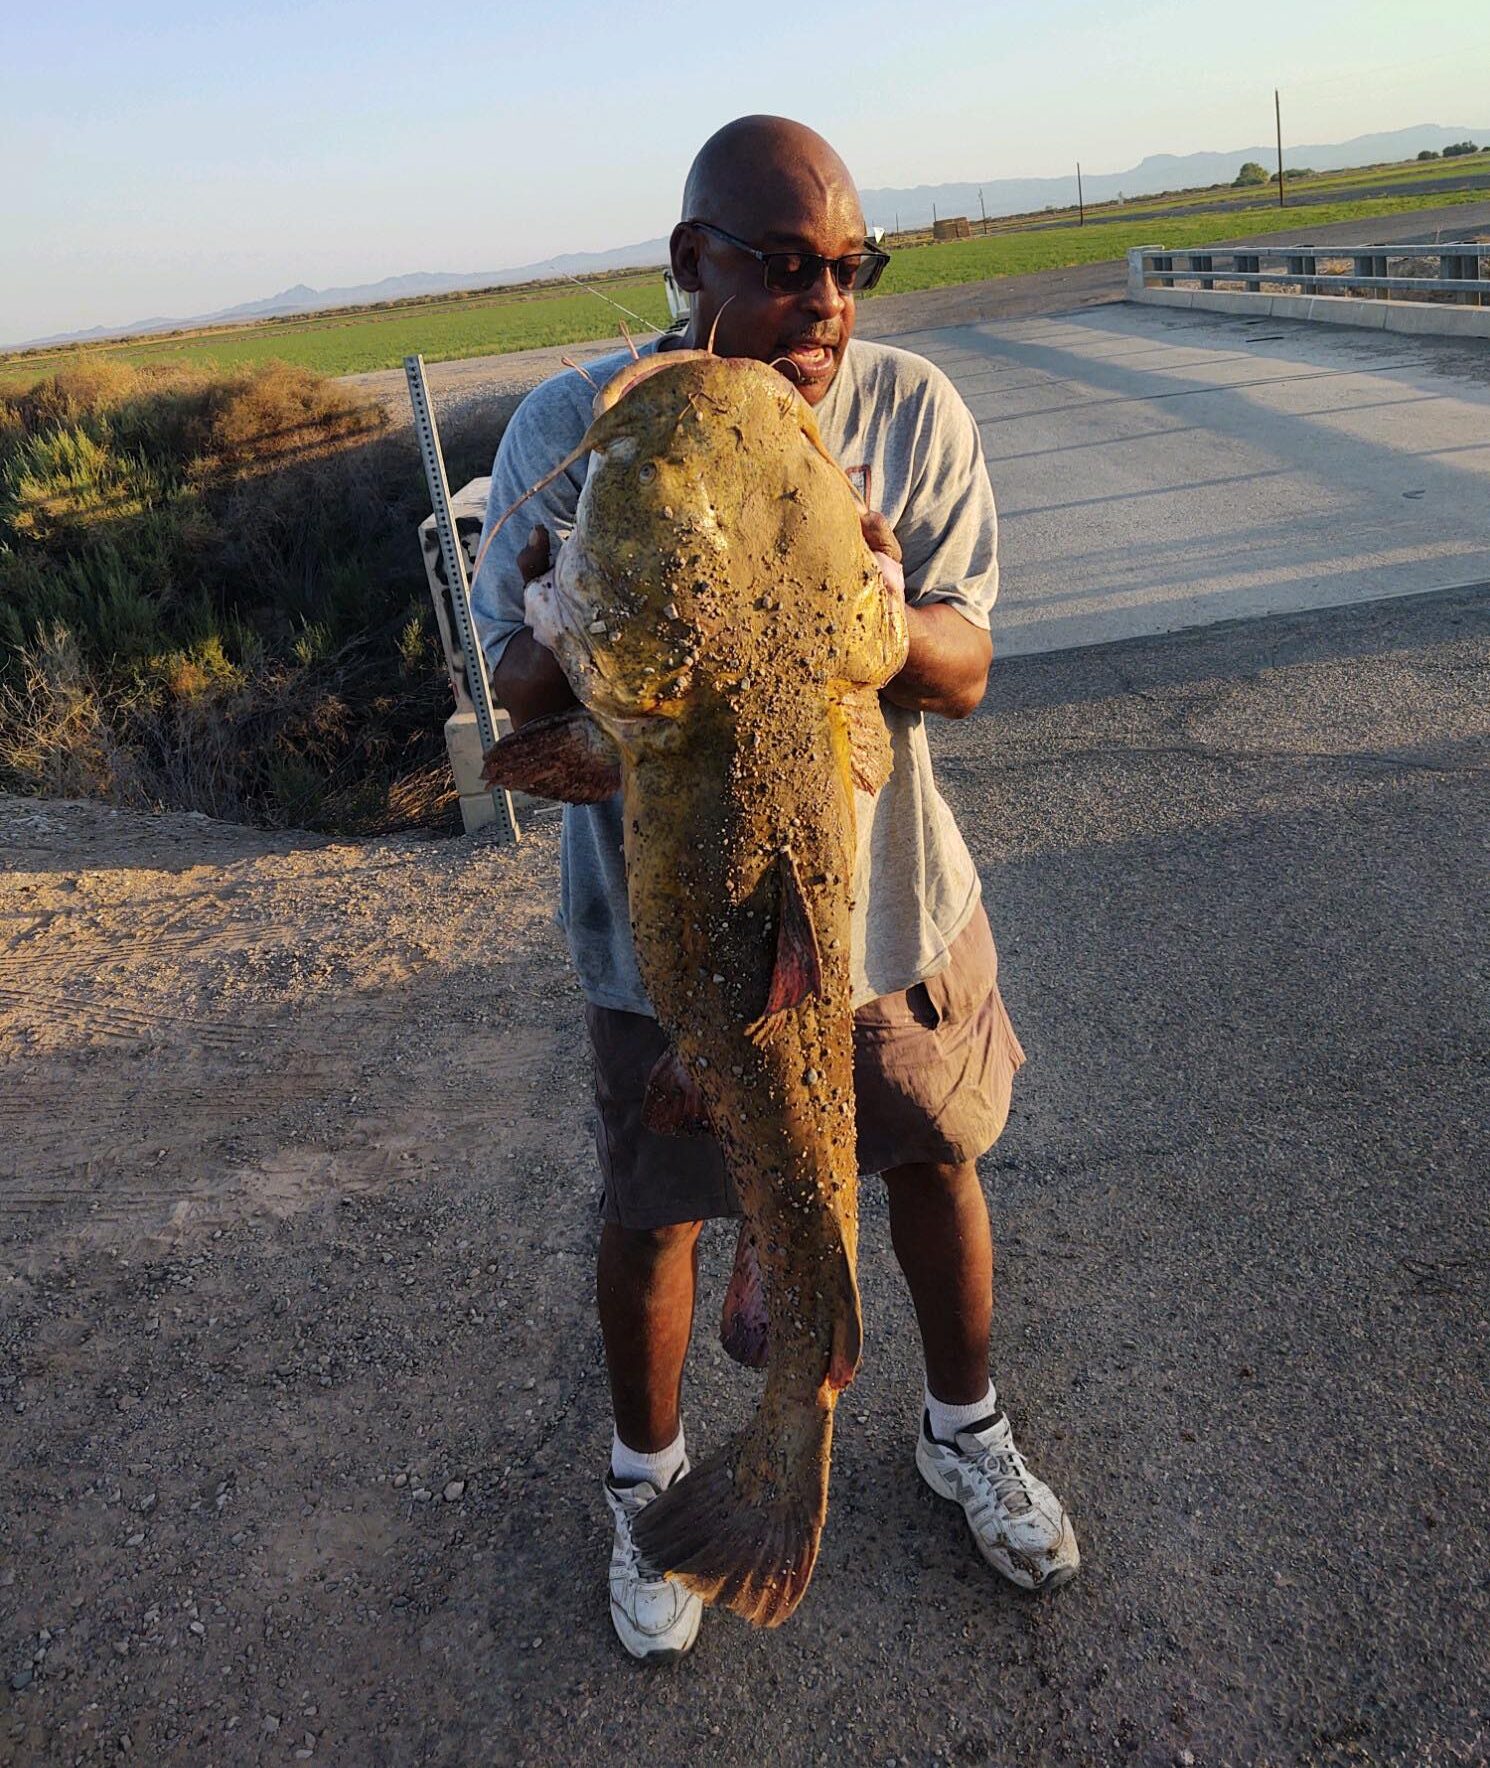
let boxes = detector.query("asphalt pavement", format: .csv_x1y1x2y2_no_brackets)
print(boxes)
482,582,1489,1765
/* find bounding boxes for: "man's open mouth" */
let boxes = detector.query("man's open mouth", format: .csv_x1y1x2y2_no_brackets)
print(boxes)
777,340,838,381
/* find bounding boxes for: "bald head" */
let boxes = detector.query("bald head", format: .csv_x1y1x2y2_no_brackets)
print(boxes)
671,117,868,405
681,115,864,240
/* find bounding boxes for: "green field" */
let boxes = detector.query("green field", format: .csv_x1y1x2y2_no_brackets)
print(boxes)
979,149,1490,230
3,183,1483,394
872,188,1484,295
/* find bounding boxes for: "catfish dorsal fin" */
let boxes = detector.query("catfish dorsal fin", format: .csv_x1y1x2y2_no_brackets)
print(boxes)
746,849,823,1041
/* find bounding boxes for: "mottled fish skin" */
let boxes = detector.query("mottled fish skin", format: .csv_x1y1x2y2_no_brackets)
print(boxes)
486,352,906,1626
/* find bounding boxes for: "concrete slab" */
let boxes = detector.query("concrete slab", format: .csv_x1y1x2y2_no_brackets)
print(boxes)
884,304,1490,656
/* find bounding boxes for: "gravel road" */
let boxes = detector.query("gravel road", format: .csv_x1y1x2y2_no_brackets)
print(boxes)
3,583,1486,1765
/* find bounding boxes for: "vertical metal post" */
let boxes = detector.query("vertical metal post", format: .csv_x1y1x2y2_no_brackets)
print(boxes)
403,354,520,845
1276,90,1285,207
979,188,987,234
1077,162,1085,225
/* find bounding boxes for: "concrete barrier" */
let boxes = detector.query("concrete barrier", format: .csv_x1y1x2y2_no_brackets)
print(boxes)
1127,249,1490,338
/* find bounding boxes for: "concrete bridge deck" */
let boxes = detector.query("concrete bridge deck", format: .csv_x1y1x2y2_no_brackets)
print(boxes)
885,303,1490,655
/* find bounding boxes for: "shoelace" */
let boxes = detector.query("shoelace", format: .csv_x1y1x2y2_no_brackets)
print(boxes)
963,1418,1036,1518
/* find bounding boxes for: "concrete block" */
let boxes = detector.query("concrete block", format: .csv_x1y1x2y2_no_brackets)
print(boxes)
1304,297,1387,331
1201,291,1264,316
458,791,502,835
1127,247,1166,297
1131,288,1195,309
1384,303,1490,338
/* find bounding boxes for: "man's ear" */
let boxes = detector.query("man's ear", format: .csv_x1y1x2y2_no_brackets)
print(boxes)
670,221,704,293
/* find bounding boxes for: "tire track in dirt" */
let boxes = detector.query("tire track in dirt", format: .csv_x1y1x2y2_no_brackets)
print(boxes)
0,795,582,1260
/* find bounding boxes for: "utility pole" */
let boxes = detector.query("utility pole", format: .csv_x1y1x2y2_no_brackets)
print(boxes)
1276,88,1285,207
979,187,987,235
894,210,900,238
1077,161,1085,225
932,201,938,229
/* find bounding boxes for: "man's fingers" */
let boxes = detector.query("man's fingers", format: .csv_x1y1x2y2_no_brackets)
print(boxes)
859,509,901,564
517,524,553,584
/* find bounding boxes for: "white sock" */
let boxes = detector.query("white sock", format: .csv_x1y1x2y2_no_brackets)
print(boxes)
926,1381,998,1444
610,1425,687,1489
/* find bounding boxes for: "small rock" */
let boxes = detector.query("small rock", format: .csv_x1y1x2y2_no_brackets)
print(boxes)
1176,1753,1196,1767
443,1481,465,1502
263,1715,281,1733
392,1473,408,1488
411,1488,432,1502
9,1669,32,1692
189,1621,205,1637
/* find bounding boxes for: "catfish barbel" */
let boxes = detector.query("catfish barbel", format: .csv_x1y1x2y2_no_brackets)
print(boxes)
483,347,907,1626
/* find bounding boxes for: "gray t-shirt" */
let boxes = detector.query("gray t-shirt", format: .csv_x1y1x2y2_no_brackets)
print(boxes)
470,336,999,1013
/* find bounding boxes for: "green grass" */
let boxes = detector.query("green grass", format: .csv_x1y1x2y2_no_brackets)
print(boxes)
1,275,674,392
872,189,1483,293
1,186,1483,395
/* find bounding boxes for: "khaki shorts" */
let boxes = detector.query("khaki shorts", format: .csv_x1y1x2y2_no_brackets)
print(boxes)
585,904,1026,1231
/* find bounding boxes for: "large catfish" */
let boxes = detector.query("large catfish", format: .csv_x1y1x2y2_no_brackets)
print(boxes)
483,349,908,1627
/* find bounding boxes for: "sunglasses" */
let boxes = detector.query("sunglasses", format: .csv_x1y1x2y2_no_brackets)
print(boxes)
686,220,890,296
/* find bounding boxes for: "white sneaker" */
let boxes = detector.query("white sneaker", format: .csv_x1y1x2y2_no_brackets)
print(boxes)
604,1470,703,1661
916,1408,1080,1591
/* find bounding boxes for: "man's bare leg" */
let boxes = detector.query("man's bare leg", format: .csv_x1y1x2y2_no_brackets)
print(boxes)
886,1157,1081,1588
596,1219,703,1452
882,1159,994,1405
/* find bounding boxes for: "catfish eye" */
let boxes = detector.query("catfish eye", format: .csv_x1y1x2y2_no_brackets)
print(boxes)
638,462,658,485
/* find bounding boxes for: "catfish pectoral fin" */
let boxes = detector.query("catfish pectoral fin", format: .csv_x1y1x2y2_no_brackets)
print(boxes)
720,1223,769,1369
840,683,896,795
640,1047,711,1137
746,850,824,1042
482,707,620,802
631,1407,833,1628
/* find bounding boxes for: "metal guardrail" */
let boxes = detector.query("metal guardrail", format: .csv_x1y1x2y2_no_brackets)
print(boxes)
1130,243,1490,305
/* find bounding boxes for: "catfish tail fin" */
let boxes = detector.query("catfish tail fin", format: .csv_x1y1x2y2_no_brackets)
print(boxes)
631,1402,834,1628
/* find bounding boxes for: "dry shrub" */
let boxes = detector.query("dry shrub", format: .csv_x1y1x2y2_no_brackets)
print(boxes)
14,359,143,433
0,624,141,802
206,362,387,473
0,360,513,832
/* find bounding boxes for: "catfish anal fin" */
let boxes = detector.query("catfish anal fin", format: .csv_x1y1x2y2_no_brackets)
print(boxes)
641,1046,711,1137
482,707,619,803
719,1224,769,1368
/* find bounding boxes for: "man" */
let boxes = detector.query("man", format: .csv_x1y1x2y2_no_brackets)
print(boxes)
472,115,1079,1662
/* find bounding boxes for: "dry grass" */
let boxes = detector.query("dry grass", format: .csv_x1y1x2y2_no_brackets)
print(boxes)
0,360,508,831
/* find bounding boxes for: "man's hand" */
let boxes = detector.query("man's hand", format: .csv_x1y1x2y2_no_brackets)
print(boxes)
491,525,579,731
860,508,991,721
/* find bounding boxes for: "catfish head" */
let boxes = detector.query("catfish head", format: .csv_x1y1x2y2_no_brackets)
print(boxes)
482,350,908,803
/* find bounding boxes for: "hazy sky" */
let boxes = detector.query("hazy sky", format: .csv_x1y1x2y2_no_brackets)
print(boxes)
4,0,1487,345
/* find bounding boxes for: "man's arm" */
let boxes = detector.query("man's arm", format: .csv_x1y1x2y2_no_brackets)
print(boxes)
884,604,992,720
490,526,577,730
860,508,991,721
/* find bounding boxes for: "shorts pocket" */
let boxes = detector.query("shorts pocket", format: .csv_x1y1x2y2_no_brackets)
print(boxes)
922,908,998,1028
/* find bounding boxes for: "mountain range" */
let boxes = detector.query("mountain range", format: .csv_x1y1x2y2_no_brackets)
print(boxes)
12,123,1486,352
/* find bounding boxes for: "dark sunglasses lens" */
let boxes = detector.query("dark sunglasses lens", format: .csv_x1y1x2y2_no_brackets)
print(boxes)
763,252,888,294
763,255,818,294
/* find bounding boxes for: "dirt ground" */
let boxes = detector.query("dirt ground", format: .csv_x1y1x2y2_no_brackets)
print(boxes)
3,582,1487,1766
